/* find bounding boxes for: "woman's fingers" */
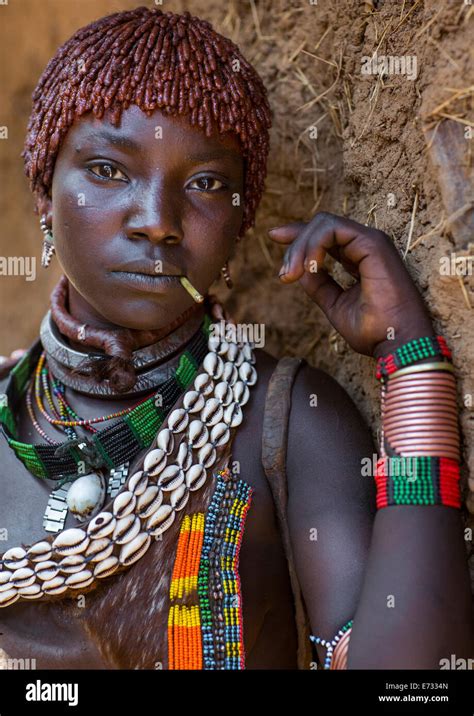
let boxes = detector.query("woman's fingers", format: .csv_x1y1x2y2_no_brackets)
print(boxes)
298,267,345,316
10,349,26,360
0,348,26,365
268,222,307,244
273,213,389,285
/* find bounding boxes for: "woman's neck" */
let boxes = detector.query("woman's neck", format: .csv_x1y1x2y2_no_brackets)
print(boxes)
44,275,210,395
51,274,206,355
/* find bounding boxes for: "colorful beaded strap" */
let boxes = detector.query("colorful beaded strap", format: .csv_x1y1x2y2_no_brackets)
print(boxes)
0,315,212,480
167,466,253,670
309,619,353,670
374,455,461,509
375,335,452,382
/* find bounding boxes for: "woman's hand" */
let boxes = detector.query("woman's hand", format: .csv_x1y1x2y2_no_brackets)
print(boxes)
0,348,27,365
268,212,435,358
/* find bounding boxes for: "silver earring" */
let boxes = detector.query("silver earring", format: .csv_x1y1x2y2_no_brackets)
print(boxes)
40,215,55,269
220,261,233,289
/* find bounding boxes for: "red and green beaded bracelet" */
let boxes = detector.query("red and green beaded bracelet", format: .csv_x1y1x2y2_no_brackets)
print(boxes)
375,335,452,382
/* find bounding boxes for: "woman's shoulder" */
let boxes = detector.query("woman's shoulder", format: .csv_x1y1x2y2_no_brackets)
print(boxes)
252,346,345,407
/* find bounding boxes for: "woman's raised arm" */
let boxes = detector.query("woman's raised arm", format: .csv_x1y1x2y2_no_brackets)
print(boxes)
273,212,474,668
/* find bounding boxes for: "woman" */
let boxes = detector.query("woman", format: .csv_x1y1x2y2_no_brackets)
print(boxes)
0,6,471,670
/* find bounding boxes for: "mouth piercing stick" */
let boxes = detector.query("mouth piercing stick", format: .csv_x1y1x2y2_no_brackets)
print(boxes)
180,276,205,303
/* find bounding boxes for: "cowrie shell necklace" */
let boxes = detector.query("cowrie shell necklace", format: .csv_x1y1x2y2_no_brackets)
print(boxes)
0,317,257,608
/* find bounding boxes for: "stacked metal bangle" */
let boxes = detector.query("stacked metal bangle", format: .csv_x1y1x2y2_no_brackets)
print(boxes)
375,335,461,510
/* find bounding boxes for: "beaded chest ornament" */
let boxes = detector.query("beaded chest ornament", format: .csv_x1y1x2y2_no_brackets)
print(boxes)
0,313,258,610
0,316,212,533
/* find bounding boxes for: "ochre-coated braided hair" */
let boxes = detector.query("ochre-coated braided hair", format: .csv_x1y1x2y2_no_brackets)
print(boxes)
21,5,273,238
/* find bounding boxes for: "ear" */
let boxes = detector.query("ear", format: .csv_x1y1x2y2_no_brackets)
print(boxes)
36,194,53,227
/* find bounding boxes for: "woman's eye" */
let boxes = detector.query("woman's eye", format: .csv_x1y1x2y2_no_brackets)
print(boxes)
190,176,226,192
88,163,127,182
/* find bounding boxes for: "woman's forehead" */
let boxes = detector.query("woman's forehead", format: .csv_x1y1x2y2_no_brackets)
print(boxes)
61,103,243,160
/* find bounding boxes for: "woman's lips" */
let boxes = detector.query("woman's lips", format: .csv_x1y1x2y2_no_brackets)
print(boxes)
111,271,181,293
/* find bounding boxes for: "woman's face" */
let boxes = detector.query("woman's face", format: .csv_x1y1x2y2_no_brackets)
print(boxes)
46,104,245,330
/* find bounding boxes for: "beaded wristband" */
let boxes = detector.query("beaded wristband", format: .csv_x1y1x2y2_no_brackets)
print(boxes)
374,455,461,509
309,619,353,670
375,335,452,382
375,334,461,509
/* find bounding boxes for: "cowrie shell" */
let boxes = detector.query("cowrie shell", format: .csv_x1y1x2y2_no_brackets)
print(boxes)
207,335,221,352
170,484,189,511
210,336,230,355
158,465,184,492
239,361,257,386
235,351,245,368
143,449,167,477
203,352,224,380
176,442,193,471
168,408,189,433
223,402,243,427
241,343,255,363
201,398,223,426
3,547,28,571
137,486,163,519
42,575,65,592
0,571,13,589
222,362,238,385
113,515,141,545
119,533,151,566
113,491,136,519
157,428,174,455
128,470,148,496
18,583,42,598
35,561,59,582
194,373,214,396
27,541,52,563
85,538,114,563
87,512,116,540
59,554,86,575
210,422,230,447
43,584,68,596
52,528,89,555
233,381,250,406
225,343,240,363
94,556,119,579
214,339,230,356
185,464,207,492
198,443,217,468
147,507,175,538
65,570,94,589
10,567,35,589
183,390,205,413
214,381,233,406
0,589,19,607
146,505,174,533
187,420,209,449
66,472,106,520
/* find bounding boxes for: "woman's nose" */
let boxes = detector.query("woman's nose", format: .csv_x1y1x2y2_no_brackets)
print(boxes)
125,187,183,245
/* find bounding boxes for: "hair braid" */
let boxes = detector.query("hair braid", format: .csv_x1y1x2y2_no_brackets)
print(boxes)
22,6,273,237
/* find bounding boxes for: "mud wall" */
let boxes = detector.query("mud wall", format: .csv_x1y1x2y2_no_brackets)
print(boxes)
0,0,473,585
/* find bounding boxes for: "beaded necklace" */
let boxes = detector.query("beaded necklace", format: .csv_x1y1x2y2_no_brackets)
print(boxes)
28,351,158,442
168,465,253,669
0,314,212,482
0,313,258,620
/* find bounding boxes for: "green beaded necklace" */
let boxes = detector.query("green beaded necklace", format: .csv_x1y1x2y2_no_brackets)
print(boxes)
0,313,212,482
